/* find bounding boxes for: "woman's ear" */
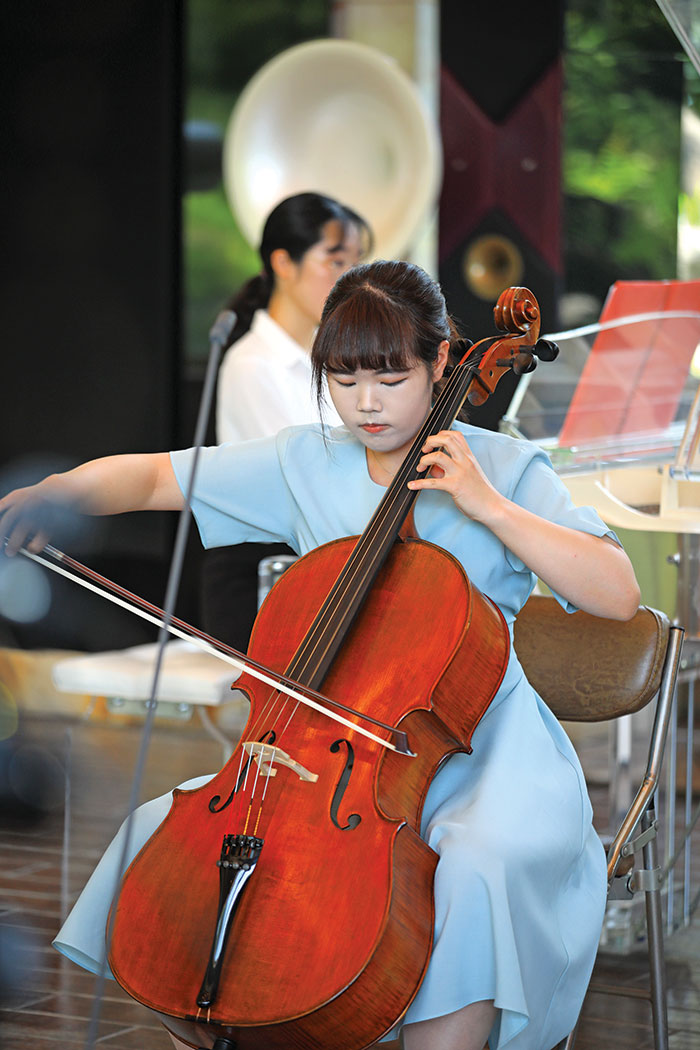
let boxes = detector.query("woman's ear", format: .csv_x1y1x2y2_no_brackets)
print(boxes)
269,248,295,282
432,340,450,382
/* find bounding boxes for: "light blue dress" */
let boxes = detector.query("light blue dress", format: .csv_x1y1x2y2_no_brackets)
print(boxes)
54,423,611,1050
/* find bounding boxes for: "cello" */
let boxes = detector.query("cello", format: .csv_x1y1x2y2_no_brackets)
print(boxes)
98,289,555,1049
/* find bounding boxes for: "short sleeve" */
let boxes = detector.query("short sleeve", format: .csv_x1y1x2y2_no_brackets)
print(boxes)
169,434,300,551
506,444,620,613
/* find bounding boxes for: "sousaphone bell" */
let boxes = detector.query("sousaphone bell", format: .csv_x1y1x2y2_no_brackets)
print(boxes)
222,39,443,261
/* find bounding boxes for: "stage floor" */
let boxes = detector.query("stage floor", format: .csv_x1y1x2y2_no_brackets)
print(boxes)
1,714,698,1050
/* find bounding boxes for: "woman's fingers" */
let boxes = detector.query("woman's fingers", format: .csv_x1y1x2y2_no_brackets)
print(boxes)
5,525,48,556
3,511,36,556
414,431,473,480
0,502,23,553
419,430,471,462
416,449,451,474
422,429,466,449
1,490,59,556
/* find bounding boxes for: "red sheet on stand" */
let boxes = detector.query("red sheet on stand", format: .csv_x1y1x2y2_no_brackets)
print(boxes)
558,280,700,447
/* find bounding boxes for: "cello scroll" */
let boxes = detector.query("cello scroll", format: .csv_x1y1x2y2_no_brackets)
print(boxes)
463,286,559,407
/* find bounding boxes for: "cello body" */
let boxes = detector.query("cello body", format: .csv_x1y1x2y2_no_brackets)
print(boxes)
108,535,509,1050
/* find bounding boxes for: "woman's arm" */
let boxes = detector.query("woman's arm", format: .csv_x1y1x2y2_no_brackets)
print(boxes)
408,430,641,621
0,452,184,555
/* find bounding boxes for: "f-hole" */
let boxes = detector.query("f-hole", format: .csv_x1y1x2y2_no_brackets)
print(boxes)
329,739,361,830
208,730,277,813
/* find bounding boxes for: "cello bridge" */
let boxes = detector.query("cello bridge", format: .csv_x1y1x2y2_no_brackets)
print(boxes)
241,740,319,782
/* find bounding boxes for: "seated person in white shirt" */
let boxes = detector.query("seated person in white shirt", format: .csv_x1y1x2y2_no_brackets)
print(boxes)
204,192,371,650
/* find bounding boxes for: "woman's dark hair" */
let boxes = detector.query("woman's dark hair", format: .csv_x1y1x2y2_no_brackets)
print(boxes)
223,192,371,347
311,260,465,416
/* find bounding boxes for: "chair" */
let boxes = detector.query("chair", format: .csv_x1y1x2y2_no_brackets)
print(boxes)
513,595,685,1050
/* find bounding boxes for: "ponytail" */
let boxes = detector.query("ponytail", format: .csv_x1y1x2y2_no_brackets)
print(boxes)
221,272,272,348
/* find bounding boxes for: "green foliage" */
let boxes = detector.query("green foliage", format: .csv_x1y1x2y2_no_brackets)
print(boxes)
183,187,258,361
187,0,329,93
564,0,685,296
680,190,700,226
185,86,237,127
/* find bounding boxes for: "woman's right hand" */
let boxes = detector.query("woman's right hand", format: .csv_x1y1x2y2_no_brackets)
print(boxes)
0,478,69,556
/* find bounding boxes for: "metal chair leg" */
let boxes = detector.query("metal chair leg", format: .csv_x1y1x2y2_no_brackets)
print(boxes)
561,1022,579,1048
641,803,669,1050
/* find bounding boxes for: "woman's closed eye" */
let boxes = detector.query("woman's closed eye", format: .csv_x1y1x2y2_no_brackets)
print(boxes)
329,374,408,388
325,253,353,272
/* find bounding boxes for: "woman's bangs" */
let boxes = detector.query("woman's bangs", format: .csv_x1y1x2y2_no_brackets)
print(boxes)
322,293,415,374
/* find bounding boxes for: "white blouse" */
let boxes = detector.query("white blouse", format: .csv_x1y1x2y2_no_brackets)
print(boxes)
215,309,341,444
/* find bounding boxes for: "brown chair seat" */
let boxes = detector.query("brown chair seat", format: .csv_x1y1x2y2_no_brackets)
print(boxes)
514,597,668,721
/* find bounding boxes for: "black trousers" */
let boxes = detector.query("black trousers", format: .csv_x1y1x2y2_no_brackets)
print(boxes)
200,542,295,653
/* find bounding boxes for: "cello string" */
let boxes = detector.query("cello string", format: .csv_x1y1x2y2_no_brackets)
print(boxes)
253,751,277,838
261,750,277,801
280,389,457,681
229,695,292,834
243,750,265,834
241,742,283,839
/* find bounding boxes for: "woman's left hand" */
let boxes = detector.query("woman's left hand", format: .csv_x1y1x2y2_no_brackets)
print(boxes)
407,430,503,525
407,429,641,621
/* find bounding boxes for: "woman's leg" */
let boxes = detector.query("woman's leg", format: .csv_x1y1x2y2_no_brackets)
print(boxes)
401,999,496,1050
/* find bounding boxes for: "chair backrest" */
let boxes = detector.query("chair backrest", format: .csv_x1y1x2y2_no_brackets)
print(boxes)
513,595,670,722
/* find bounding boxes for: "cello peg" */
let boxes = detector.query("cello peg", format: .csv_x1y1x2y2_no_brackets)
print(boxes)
512,352,537,376
534,339,559,362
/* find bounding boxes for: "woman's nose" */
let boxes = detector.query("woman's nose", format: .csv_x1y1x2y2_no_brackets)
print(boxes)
356,384,380,412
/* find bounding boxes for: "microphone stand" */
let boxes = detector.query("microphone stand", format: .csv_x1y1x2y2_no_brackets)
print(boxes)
83,311,236,1049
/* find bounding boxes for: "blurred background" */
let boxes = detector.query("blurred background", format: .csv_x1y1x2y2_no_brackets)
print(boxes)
2,5,700,1046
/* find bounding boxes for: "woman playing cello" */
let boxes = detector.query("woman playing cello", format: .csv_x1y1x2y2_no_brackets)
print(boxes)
0,260,640,1050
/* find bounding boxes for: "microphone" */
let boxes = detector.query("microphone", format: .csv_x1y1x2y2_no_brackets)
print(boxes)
208,310,237,349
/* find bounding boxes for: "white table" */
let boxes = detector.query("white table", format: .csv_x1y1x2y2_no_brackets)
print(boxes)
52,640,249,761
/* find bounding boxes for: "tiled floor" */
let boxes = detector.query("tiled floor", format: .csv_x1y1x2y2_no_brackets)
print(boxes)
0,713,698,1050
